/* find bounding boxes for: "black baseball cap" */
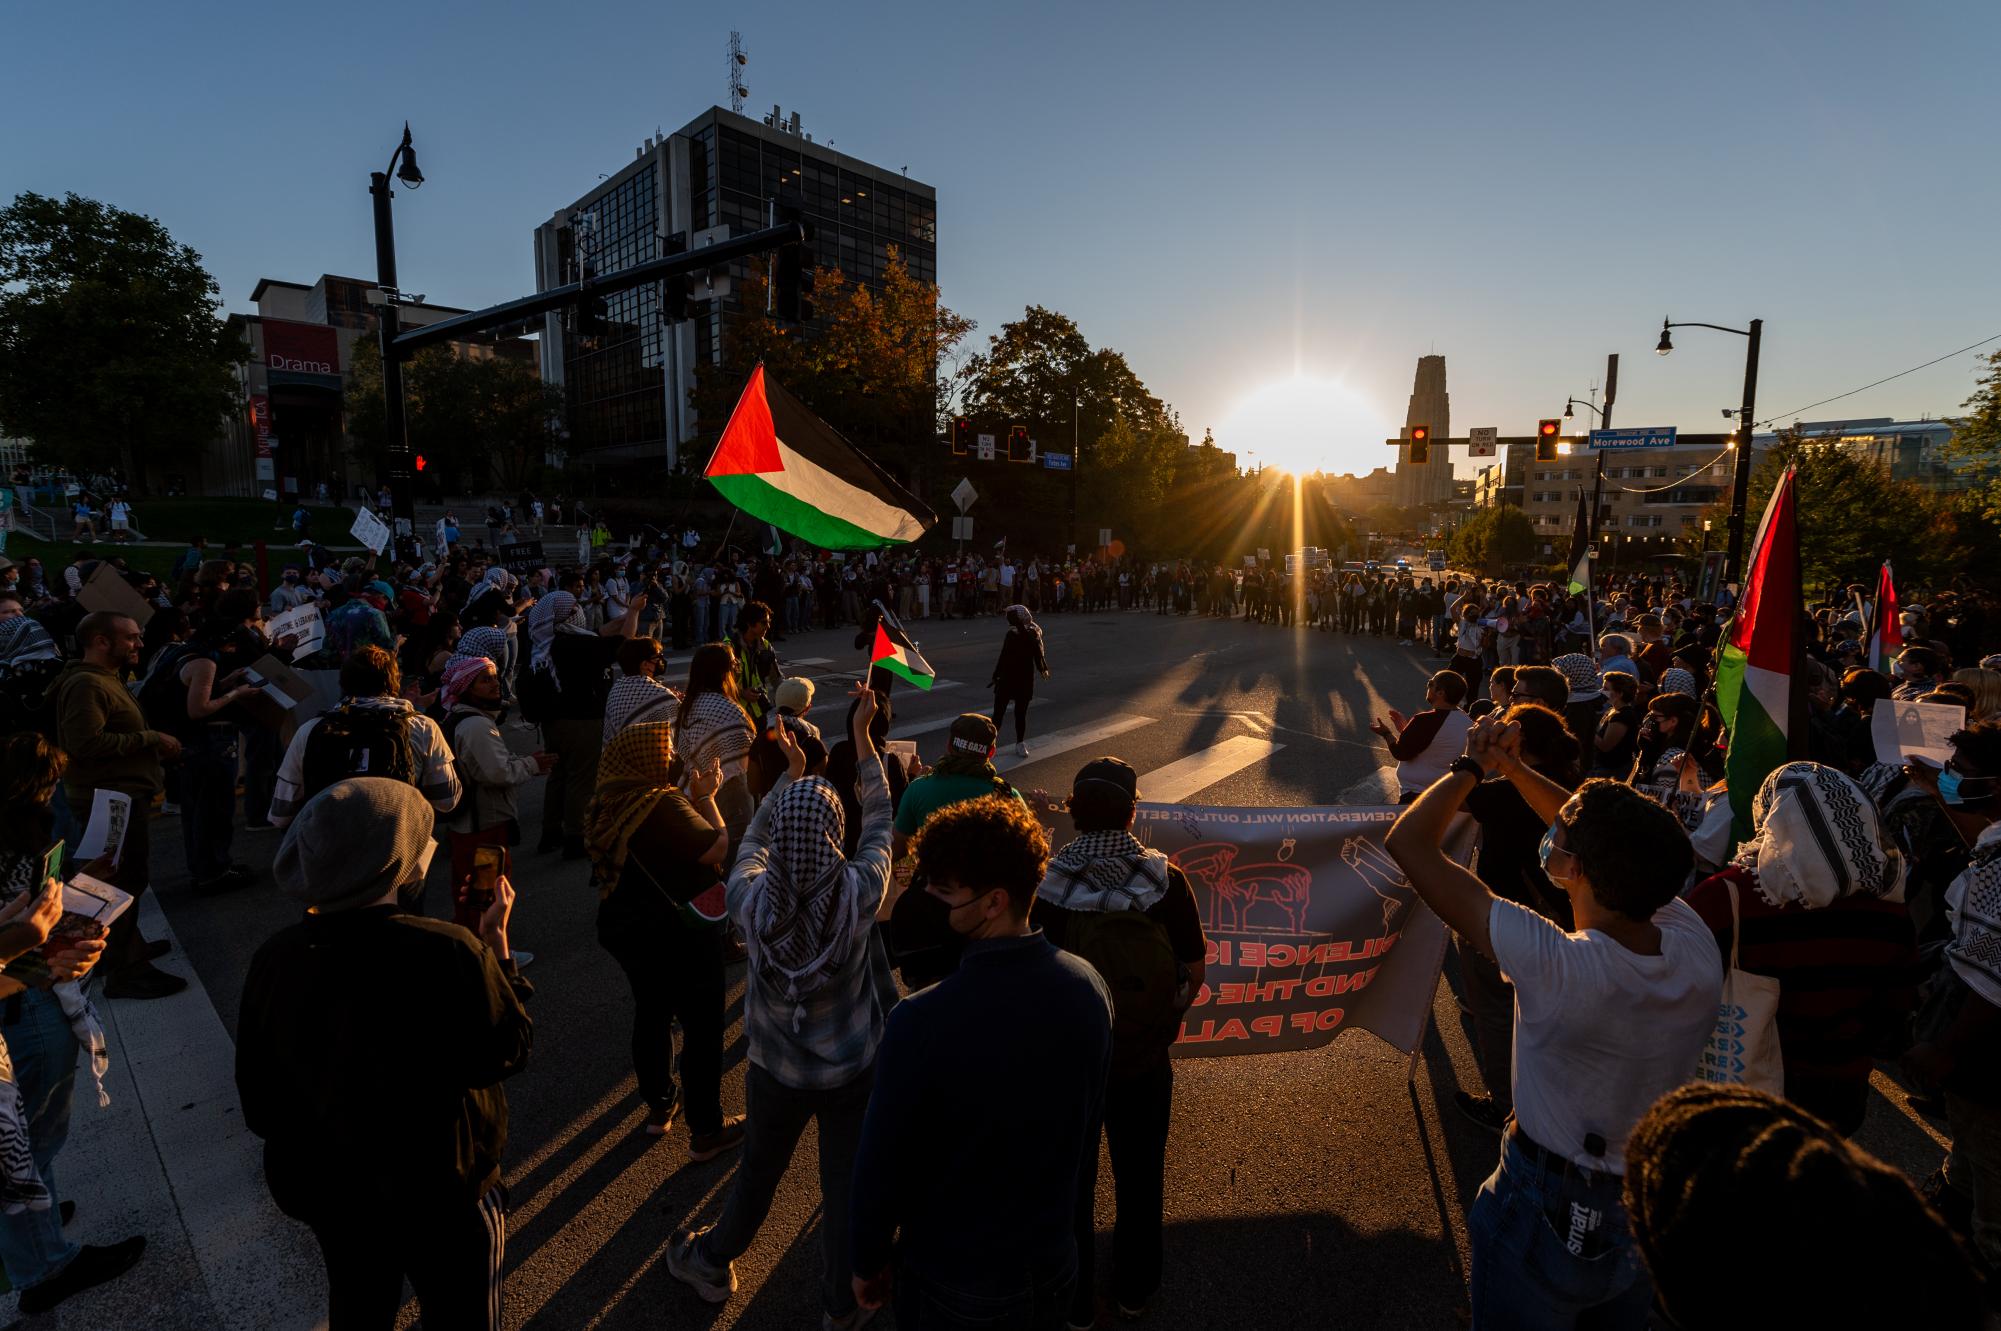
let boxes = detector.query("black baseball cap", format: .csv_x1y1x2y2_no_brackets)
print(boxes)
947,713,998,756
1071,756,1139,802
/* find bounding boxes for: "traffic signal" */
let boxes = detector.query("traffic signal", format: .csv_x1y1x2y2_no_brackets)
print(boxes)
1408,424,1430,465
576,292,608,338
414,454,426,472
1007,424,1031,463
773,204,816,323
1536,418,1561,461
661,231,692,324
951,417,972,456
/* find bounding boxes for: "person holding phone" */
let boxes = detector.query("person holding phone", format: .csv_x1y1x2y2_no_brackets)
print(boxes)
0,733,133,1314
440,656,555,950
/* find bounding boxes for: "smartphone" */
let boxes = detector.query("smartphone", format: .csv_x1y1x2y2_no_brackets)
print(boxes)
462,846,504,914
39,840,63,887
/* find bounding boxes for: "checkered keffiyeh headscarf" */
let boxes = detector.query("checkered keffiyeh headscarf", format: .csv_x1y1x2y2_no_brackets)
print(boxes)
439,655,493,710
584,723,678,900
746,777,859,1012
1659,667,1699,699
1732,760,1906,909
454,626,508,666
1553,653,1604,701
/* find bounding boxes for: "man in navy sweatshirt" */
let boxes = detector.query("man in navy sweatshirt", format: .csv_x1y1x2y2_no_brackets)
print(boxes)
849,794,1112,1328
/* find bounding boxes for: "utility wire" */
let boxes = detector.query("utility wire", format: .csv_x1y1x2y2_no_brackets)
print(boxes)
1756,332,2001,427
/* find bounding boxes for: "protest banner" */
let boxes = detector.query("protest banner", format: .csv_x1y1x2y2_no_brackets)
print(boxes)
1028,798,1465,1060
1872,699,1965,767
499,538,546,576
265,601,325,661
349,507,392,556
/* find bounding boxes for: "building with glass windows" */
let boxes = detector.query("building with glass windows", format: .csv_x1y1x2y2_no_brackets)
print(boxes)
532,105,938,473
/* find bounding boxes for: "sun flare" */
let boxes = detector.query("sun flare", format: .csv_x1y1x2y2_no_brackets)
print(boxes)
1216,376,1396,478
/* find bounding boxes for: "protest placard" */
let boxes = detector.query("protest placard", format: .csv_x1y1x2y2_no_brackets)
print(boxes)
75,790,132,868
349,507,392,556
265,601,325,661
1871,699,1966,767
78,562,156,628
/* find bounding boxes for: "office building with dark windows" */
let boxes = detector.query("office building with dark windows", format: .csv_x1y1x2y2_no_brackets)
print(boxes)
532,105,937,473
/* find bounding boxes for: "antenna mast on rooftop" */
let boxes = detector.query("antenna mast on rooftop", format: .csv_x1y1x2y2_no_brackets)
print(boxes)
727,32,748,114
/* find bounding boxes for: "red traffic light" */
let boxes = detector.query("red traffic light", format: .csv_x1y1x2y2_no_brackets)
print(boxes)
1410,424,1430,443
414,454,427,472
1537,419,1560,438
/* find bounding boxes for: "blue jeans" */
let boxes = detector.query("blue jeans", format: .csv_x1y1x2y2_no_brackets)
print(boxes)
0,990,82,1289
178,725,238,882
718,602,738,639
894,1258,1076,1331
1467,1135,1651,1331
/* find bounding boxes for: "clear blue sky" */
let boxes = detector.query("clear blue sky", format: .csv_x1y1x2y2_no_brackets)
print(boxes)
6,0,1997,476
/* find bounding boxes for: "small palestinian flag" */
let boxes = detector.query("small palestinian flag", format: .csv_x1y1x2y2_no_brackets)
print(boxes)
705,364,936,551
1715,468,1802,839
869,603,935,690
1864,560,1903,675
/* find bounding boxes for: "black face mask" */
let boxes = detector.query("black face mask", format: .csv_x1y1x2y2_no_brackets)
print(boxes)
888,882,981,987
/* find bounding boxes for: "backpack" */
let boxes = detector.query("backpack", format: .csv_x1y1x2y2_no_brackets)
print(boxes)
135,643,201,737
1065,907,1184,1080
299,703,417,804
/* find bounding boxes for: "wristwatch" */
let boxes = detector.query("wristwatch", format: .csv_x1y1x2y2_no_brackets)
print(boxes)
1448,755,1486,782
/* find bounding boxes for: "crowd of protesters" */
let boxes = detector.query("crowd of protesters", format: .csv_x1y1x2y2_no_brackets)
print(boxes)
3,508,2001,1329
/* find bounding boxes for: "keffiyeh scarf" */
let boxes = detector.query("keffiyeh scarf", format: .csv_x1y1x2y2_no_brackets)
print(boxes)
1553,653,1604,702
583,723,677,901
603,673,677,740
1731,760,1906,908
453,626,508,666
1036,828,1171,912
1659,667,1699,698
438,655,492,710
0,616,58,668
1945,824,2001,1008
747,777,859,1020
526,591,592,673
676,690,753,774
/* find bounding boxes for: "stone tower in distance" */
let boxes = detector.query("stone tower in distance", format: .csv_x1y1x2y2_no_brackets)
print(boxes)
1393,354,1453,509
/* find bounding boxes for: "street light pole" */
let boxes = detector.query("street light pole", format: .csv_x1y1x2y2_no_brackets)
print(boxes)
1656,317,1762,595
1067,392,1079,555
371,124,424,549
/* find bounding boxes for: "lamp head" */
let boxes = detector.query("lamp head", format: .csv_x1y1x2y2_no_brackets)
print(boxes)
1655,320,1673,355
395,123,425,188
1563,401,1575,419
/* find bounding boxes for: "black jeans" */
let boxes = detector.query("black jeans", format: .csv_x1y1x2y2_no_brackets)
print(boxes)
178,724,238,882
992,693,1031,743
700,1061,874,1319
596,885,725,1133
1072,1061,1172,1320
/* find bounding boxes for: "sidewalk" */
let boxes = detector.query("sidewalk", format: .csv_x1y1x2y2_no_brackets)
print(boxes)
9,895,324,1329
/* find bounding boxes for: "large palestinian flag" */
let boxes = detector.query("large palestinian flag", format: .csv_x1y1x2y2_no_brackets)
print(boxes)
704,365,935,551
1715,469,1801,839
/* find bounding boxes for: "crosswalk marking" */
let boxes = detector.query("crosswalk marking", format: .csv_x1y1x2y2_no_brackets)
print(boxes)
894,714,959,739
994,715,1156,773
1137,736,1285,803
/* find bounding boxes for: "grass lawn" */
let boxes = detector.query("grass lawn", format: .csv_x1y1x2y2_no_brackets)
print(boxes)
7,533,330,588
123,498,352,546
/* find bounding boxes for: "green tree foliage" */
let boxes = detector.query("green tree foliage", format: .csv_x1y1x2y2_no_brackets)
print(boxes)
1714,427,1967,591
0,192,245,484
344,339,564,496
1449,505,1536,573
1945,347,2001,523
690,247,972,504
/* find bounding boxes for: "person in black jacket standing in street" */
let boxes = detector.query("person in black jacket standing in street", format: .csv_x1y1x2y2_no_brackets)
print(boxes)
990,604,1051,759
237,778,533,1331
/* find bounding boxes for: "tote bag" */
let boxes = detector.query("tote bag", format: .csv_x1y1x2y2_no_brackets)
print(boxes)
1694,879,1785,1093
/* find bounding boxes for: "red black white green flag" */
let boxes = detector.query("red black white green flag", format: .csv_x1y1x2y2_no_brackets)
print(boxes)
704,364,936,551
1864,561,1903,675
868,602,935,690
1715,468,1801,838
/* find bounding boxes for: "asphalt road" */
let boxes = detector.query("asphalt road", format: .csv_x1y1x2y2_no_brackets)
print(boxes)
154,608,1949,1330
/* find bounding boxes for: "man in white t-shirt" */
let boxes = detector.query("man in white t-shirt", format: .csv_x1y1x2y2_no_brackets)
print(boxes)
1385,713,1720,1330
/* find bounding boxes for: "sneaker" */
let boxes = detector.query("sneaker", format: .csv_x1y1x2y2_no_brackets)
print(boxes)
645,1090,683,1137
18,1236,147,1314
1453,1091,1508,1135
103,965,189,1000
666,1228,735,1303
824,1305,879,1331
1015,741,1030,757
688,1115,746,1162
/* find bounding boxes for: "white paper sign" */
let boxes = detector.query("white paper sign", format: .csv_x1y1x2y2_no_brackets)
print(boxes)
435,518,450,556
75,790,132,868
1871,700,1965,767
349,507,392,556
266,602,325,660
1469,427,1498,458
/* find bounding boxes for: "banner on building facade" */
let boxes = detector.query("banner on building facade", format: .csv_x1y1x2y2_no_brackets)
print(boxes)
1028,799,1465,1060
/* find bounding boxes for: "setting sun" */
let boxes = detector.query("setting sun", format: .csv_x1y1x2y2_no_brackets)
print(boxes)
1216,376,1396,477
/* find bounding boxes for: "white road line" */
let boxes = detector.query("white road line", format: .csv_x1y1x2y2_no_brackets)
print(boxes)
1138,736,1286,802
894,714,960,738
995,714,1156,773
779,656,833,668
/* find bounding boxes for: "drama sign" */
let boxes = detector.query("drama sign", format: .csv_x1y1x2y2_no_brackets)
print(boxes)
262,320,343,386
